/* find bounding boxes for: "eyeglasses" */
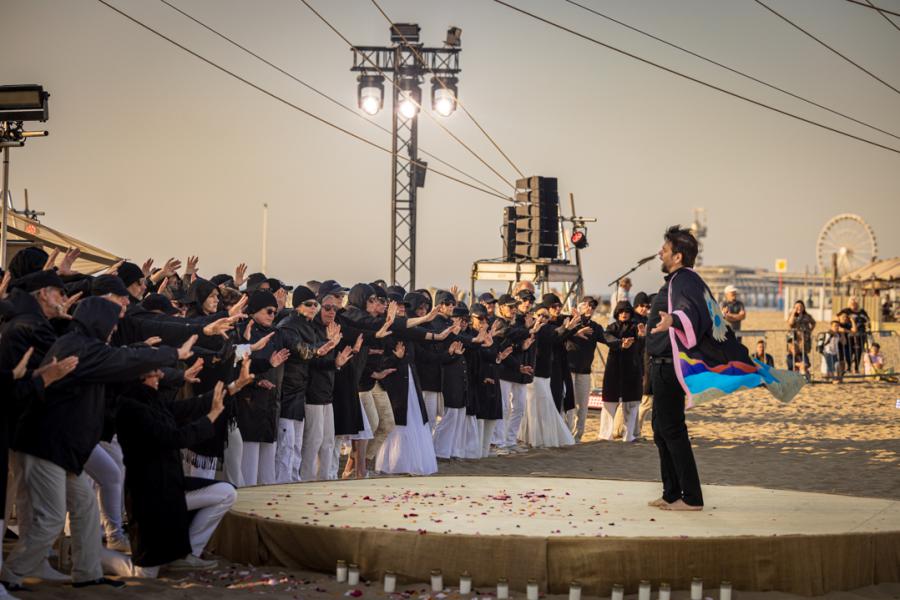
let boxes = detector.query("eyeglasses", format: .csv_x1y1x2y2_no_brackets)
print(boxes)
321,304,339,312
302,300,320,308
264,308,276,315
441,301,457,307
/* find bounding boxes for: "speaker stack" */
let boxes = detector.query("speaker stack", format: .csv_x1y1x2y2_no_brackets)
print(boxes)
502,176,559,261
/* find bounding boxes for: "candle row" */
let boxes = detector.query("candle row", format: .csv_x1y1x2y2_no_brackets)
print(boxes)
336,561,733,600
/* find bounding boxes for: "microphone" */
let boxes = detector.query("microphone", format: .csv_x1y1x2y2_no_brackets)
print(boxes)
637,254,657,266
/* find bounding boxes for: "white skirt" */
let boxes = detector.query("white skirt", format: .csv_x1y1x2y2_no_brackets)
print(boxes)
432,407,481,459
519,376,576,448
351,395,374,441
375,367,438,475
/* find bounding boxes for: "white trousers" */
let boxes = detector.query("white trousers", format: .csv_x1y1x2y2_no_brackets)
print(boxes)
84,443,125,542
635,394,652,439
598,401,640,442
498,380,527,448
100,482,236,578
366,384,395,461
300,404,335,482
274,418,304,484
241,441,276,487
224,423,245,488
478,420,498,458
1,454,103,585
422,391,441,434
571,373,592,442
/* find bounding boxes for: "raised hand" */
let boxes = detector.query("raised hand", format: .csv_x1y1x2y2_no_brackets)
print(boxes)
228,294,248,318
35,355,79,387
162,257,182,278
143,336,162,346
335,345,354,369
141,258,154,277
497,345,514,362
520,365,534,376
250,331,274,352
207,381,226,422
157,276,170,296
352,333,364,354
234,263,248,288
177,335,198,360
433,325,455,341
449,284,462,301
257,379,276,390
203,316,238,339
386,300,399,323
393,341,406,359
58,248,81,276
524,314,535,329
12,347,34,380
243,320,254,342
59,291,83,319
269,348,290,368
183,357,204,383
104,259,125,276
637,323,647,337
622,337,635,349
326,321,341,343
228,356,255,395
0,271,12,300
565,315,582,330
575,326,593,340
651,311,673,335
371,368,396,381
42,248,60,271
522,334,536,350
185,256,199,277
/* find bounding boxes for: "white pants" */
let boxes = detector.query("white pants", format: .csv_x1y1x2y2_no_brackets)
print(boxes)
84,443,125,542
241,441,276,487
571,373,592,442
422,391,441,434
635,394,652,439
300,404,335,481
478,420,498,458
1,454,103,585
100,482,236,578
598,401,640,442
224,423,244,488
366,384,395,461
499,380,527,448
275,418,304,484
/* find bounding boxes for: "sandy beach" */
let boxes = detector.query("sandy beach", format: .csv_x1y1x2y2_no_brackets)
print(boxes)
9,313,899,599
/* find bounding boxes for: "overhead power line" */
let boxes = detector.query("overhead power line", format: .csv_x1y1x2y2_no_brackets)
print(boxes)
156,0,509,198
296,0,518,191
368,0,527,179
490,0,900,156
93,0,513,202
845,0,900,20
754,0,900,97
563,0,900,142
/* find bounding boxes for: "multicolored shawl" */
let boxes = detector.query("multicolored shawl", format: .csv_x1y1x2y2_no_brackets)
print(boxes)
667,268,804,407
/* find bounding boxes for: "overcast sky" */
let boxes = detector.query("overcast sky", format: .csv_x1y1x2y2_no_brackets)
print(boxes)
2,0,898,296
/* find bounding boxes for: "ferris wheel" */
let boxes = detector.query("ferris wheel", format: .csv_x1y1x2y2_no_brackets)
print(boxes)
816,213,878,275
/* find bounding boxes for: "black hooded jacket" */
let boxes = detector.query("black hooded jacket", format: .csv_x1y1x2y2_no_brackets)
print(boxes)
14,297,178,474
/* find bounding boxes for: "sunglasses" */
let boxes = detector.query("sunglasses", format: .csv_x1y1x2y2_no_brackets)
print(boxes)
302,300,320,308
264,308,276,315
321,304,339,312
441,301,457,306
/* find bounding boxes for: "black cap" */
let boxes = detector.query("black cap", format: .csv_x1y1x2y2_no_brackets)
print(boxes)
318,280,349,298
581,295,599,308
452,302,470,318
92,274,130,297
386,285,407,298
292,285,317,307
12,270,66,293
369,282,388,299
209,273,234,287
478,292,496,304
470,303,488,318
267,278,293,293
498,293,518,307
633,291,650,306
245,273,268,292
118,262,144,287
434,290,456,305
540,293,562,308
516,289,535,301
247,290,278,315
142,293,178,315
387,291,404,303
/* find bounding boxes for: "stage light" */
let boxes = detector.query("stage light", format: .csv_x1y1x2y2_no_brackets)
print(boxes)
431,76,458,117
390,23,420,43
399,94,418,118
445,27,462,47
0,85,49,122
357,74,384,116
571,228,588,249
397,79,421,119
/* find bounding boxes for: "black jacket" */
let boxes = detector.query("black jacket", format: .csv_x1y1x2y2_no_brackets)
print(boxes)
306,316,337,405
235,320,283,443
565,317,607,374
14,298,178,474
493,315,532,383
380,341,428,426
116,383,219,567
275,312,319,421
602,320,643,403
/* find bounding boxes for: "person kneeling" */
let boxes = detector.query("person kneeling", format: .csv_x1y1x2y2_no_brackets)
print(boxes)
113,363,252,577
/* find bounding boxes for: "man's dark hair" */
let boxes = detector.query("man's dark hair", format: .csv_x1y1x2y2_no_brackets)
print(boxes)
664,225,699,268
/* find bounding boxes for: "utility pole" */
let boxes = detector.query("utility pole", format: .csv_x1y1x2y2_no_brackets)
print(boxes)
350,24,462,289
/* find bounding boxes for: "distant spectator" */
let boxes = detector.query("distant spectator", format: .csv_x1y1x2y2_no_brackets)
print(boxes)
863,343,884,377
836,312,857,370
820,320,846,384
720,285,746,334
787,300,816,357
838,297,870,374
786,340,810,374
609,277,632,319
752,340,775,367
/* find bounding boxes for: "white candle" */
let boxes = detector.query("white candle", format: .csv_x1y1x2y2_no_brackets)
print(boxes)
612,584,625,600
497,578,510,600
720,581,732,600
336,560,348,583
569,582,582,600
659,582,671,600
527,579,539,600
348,564,360,586
384,571,396,593
460,572,473,595
691,578,703,600
639,580,651,600
432,570,444,592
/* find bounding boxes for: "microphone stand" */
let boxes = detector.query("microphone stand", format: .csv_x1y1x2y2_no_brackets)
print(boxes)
607,255,657,288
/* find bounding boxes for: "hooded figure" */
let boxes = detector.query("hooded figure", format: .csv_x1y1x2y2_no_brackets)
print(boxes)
185,278,220,320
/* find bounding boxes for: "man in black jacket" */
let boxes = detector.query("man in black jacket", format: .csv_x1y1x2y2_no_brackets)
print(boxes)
564,296,607,442
1,297,196,591
492,294,533,451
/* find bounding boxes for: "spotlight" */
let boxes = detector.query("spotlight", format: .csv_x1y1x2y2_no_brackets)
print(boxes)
397,79,421,119
0,85,49,122
357,74,384,116
571,228,588,249
431,76,458,117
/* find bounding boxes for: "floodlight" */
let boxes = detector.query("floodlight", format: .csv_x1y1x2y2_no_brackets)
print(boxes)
357,74,384,116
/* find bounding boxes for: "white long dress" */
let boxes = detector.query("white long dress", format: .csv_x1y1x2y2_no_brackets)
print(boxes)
375,367,438,475
433,407,481,459
519,377,576,448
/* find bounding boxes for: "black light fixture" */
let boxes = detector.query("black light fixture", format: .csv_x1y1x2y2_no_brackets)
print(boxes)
390,23,420,43
571,228,588,249
0,85,49,122
431,76,458,117
357,74,385,115
444,27,462,47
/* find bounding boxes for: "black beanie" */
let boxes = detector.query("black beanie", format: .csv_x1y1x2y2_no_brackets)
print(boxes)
292,285,316,307
247,290,277,315
118,262,144,287
8,246,49,279
92,275,130,297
